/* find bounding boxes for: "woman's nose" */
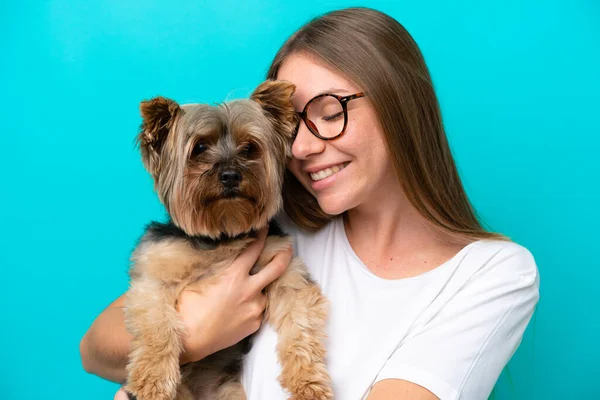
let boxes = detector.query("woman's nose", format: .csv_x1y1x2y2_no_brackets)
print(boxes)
292,119,326,159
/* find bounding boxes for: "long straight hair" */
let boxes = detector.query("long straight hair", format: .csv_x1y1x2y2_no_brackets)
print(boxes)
267,7,506,242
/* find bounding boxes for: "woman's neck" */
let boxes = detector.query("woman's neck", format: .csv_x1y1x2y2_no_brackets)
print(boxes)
345,192,432,251
343,189,468,279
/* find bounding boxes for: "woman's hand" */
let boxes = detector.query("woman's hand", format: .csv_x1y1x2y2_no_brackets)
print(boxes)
178,226,292,365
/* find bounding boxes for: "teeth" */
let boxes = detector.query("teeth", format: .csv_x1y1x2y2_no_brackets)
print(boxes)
310,163,347,181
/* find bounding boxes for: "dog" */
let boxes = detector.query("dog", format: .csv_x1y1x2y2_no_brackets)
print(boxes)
123,80,332,400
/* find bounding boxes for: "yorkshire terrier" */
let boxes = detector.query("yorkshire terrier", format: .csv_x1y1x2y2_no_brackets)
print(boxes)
123,80,332,400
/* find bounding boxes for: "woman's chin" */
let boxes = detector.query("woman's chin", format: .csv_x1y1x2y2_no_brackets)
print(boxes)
316,196,349,216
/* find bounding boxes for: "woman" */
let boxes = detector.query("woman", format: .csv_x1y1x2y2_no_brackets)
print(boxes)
80,7,539,400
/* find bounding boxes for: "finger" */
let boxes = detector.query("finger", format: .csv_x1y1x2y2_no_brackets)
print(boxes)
256,292,268,312
248,293,268,321
252,294,268,330
233,226,269,273
251,244,292,291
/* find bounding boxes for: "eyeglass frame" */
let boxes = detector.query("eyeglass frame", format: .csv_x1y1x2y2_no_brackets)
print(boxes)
294,92,366,141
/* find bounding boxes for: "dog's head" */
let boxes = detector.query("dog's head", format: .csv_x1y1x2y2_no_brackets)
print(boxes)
136,80,297,238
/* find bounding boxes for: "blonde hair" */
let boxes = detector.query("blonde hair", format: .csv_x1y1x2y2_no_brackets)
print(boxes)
267,7,507,242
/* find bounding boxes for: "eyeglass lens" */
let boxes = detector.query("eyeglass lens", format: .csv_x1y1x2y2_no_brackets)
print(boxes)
305,95,345,139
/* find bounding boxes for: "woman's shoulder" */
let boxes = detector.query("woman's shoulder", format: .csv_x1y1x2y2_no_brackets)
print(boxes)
462,238,539,285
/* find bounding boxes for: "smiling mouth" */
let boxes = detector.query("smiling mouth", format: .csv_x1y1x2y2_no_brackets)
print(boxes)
310,162,349,181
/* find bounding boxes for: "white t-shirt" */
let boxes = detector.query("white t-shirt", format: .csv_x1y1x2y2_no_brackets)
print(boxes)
242,215,540,400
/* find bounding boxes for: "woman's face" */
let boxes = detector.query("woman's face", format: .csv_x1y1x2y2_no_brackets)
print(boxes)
277,52,397,215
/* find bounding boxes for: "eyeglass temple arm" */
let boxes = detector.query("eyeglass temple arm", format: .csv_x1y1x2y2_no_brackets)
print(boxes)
341,92,366,103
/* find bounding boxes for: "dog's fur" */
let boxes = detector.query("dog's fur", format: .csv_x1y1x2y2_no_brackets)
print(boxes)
123,80,332,400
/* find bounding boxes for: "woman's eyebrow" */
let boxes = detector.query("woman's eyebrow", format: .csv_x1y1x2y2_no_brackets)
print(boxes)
296,88,352,111
314,87,351,96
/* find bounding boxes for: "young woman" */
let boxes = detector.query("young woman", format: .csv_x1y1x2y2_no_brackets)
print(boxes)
81,7,539,400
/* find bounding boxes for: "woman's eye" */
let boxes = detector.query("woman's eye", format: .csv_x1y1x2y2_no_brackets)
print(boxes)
191,142,207,158
322,112,344,122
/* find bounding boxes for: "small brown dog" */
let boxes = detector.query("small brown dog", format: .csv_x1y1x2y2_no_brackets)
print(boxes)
123,80,332,400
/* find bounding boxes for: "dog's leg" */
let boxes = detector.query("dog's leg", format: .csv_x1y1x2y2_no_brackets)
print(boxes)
260,239,332,400
124,277,185,400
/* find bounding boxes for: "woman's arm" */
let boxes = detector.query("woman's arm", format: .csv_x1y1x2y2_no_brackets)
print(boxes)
79,295,131,383
368,380,438,400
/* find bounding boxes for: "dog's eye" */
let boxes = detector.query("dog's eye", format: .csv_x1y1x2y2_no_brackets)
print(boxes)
191,142,207,158
241,142,258,158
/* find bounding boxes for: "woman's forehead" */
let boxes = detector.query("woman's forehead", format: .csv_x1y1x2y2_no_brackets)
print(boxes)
277,53,358,105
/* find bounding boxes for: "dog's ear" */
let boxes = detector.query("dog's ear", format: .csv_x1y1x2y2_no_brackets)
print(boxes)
137,96,181,177
250,80,298,139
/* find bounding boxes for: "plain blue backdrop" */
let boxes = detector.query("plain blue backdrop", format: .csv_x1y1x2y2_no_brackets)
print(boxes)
1,1,598,399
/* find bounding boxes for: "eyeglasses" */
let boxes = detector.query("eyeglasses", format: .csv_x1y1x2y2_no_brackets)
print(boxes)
294,92,366,141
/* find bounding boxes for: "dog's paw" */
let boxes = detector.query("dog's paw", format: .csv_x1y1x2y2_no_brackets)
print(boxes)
288,382,333,400
124,383,173,400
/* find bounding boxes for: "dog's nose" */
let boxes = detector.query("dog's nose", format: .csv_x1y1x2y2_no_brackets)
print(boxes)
219,169,242,188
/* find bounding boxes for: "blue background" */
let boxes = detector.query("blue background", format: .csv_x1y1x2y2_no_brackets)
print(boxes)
1,1,598,399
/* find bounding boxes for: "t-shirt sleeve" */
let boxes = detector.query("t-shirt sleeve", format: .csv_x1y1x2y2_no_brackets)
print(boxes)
373,244,540,400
